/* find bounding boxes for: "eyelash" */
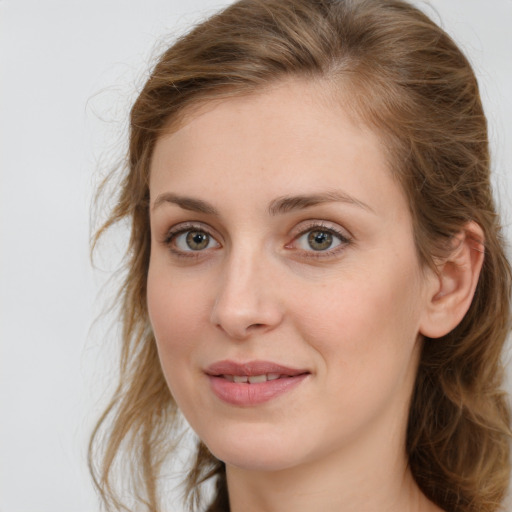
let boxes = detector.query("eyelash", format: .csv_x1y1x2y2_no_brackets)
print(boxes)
162,221,352,259
163,222,220,259
287,222,352,259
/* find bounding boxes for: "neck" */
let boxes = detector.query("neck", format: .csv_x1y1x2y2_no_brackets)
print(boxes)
226,456,439,512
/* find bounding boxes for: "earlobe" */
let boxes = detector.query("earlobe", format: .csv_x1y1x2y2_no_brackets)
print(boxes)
419,222,485,339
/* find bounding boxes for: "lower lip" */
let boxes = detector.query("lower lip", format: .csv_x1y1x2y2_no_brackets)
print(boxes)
208,374,309,406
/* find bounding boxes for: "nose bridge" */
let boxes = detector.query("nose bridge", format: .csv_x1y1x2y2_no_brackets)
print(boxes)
211,240,282,339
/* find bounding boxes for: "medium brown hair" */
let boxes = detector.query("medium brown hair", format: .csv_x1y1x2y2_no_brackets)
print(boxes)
89,1,512,511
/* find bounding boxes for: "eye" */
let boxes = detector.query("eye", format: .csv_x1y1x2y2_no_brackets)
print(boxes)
295,229,342,251
288,223,352,256
303,230,338,251
165,225,221,254
178,230,213,251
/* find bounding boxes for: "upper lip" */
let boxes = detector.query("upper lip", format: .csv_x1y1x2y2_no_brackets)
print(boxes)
205,360,309,377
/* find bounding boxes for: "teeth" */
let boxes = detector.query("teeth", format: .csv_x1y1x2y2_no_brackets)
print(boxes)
248,374,267,384
223,373,283,383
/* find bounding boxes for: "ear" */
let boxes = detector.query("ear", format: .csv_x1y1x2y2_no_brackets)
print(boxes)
419,221,485,339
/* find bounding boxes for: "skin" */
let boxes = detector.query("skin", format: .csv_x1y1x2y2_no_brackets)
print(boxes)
147,79,448,512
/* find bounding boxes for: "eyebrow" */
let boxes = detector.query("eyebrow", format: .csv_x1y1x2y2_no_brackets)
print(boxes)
152,193,219,214
267,191,375,216
152,190,375,215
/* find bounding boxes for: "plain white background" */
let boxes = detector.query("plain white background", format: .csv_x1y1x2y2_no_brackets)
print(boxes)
1,1,511,511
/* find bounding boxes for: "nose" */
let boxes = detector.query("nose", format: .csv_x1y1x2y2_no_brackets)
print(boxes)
210,249,284,340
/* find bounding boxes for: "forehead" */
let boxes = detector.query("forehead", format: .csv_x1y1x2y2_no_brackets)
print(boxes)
149,79,406,219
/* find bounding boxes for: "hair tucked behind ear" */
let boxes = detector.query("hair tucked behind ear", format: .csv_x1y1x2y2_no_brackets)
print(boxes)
89,1,511,511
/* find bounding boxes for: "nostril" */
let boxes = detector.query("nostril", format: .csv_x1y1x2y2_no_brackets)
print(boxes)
210,285,284,339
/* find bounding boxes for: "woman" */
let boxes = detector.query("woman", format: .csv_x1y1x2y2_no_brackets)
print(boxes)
89,0,512,511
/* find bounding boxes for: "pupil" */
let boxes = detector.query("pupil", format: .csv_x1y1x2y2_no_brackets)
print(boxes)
186,231,209,250
308,230,332,251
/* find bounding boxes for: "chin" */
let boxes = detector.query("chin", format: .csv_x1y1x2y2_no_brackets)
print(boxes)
211,447,301,472
201,424,309,472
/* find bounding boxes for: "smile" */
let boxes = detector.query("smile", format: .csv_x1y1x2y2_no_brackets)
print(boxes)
205,360,310,406
223,373,282,383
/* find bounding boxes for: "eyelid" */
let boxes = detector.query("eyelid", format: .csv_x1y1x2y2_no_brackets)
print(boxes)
163,221,216,240
286,220,353,257
160,219,352,259
289,219,352,240
162,222,222,256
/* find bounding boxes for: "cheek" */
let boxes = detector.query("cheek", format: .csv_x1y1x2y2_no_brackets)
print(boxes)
147,268,213,423
147,254,212,335
146,261,210,385
294,257,425,383
293,264,424,435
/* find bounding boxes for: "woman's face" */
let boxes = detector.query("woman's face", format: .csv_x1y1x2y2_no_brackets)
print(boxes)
147,80,435,472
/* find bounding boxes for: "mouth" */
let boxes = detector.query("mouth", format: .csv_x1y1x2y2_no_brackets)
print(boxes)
221,373,287,383
205,360,310,406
